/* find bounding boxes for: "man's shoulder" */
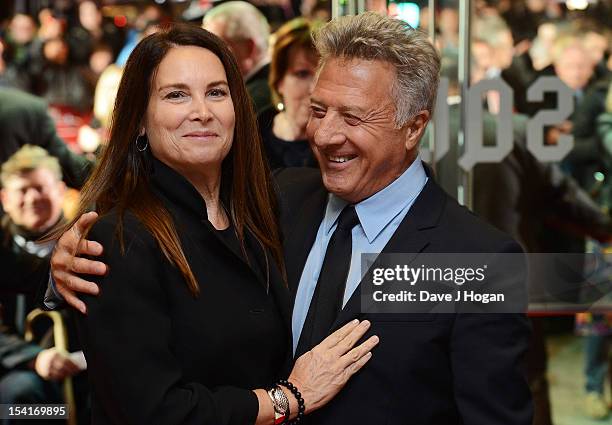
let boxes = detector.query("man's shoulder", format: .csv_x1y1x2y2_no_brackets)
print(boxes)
274,166,322,187
433,186,521,252
0,88,47,116
273,168,327,237
414,179,520,253
274,167,324,203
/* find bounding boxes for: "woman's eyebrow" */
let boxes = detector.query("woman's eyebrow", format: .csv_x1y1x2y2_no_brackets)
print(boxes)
157,81,229,92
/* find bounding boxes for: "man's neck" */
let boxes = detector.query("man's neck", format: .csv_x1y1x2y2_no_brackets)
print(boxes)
10,215,64,240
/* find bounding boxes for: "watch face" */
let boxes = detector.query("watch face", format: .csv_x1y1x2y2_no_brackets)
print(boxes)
270,387,289,417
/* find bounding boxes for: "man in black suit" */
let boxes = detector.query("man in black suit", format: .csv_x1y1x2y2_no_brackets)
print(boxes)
49,12,532,425
275,13,531,425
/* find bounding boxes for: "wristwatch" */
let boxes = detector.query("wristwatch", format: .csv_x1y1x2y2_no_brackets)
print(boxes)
267,385,290,424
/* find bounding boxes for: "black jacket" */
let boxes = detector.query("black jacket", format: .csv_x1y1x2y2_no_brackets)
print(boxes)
0,216,57,377
245,63,272,116
77,157,292,425
257,106,318,170
0,213,59,295
275,167,533,425
0,87,93,189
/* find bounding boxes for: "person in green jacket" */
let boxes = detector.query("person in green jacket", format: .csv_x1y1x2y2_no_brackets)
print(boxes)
0,87,93,189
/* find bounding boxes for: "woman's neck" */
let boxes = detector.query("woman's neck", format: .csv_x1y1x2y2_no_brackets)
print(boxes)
182,168,229,230
202,195,229,230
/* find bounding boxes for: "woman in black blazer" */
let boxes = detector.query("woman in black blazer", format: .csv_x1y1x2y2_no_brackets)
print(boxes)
258,18,319,170
50,25,377,425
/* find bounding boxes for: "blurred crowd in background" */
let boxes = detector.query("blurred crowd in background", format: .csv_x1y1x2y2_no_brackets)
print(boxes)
0,0,612,424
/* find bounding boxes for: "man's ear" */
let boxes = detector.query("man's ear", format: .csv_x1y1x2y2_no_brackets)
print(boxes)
57,180,67,197
242,38,257,71
404,110,430,152
0,188,7,210
244,38,257,59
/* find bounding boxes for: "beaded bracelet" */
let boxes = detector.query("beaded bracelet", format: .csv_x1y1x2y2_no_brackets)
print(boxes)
278,379,305,423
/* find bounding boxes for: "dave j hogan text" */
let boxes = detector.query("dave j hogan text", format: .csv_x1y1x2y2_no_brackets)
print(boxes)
372,289,505,304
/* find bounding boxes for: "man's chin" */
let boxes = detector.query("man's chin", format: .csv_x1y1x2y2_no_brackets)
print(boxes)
321,174,357,202
21,216,52,232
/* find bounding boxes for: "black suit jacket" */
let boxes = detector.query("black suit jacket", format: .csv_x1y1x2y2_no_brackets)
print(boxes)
77,157,292,425
0,215,61,377
276,167,533,425
245,63,272,116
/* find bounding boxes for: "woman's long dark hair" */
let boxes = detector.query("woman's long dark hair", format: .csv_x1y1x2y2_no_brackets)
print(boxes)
57,23,285,295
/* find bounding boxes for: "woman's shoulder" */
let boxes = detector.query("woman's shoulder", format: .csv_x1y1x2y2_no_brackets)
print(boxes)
88,209,157,254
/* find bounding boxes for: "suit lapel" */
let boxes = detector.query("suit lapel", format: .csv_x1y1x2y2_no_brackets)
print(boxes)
331,177,448,330
242,229,294,345
209,224,292,333
284,186,328,299
205,221,259,278
267,255,292,335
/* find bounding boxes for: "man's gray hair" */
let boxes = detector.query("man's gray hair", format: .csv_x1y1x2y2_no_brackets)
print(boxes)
313,12,440,127
473,15,511,47
203,1,270,55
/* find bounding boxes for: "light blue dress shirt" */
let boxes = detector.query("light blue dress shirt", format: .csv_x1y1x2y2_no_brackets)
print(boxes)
292,157,429,353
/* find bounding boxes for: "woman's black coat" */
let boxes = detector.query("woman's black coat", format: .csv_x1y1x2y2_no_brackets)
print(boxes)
77,157,292,425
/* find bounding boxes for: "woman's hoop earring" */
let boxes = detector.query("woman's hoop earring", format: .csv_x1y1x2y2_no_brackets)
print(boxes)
135,134,148,152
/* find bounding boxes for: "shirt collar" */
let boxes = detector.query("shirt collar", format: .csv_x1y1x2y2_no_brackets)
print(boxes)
485,67,502,79
245,57,270,82
322,156,427,243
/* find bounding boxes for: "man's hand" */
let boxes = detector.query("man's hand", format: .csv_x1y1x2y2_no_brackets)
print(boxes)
32,348,81,381
50,211,106,314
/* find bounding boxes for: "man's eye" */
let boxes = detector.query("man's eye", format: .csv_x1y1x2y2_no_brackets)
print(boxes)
294,70,313,79
344,115,361,126
165,91,186,100
311,107,326,118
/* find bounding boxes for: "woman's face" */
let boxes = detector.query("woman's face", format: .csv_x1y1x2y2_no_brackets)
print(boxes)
277,46,318,132
144,46,235,178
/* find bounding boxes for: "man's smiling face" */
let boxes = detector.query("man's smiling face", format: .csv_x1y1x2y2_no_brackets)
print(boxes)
307,57,419,203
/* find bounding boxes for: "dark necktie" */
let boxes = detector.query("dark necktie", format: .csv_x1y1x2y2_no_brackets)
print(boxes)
296,205,360,356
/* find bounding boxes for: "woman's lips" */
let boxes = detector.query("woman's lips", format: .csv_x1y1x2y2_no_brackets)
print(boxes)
183,131,218,138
